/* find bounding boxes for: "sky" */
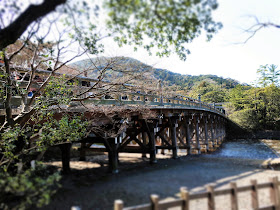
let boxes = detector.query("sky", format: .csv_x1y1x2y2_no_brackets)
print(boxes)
96,0,280,84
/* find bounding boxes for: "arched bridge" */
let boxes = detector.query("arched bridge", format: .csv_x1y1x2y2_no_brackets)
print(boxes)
67,88,227,174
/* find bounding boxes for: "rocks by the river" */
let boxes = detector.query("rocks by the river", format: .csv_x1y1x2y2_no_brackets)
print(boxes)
261,158,280,169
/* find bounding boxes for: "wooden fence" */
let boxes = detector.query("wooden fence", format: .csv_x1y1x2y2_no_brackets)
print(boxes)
114,177,280,210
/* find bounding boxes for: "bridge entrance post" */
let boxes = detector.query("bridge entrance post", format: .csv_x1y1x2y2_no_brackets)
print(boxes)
169,117,178,159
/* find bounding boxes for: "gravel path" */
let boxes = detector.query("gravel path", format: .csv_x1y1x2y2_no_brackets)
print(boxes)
41,140,280,210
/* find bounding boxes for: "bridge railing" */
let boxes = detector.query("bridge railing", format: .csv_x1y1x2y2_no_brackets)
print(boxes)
0,65,225,116
71,87,224,115
0,86,225,116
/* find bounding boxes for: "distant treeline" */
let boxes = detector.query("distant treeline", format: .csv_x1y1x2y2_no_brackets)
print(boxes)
153,68,242,90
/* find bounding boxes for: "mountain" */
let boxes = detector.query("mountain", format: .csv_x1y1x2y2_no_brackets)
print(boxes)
70,56,244,90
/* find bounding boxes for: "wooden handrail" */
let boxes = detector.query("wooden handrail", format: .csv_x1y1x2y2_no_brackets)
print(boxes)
0,64,225,116
114,177,280,210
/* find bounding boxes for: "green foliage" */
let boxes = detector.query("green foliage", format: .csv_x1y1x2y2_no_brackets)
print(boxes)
153,70,240,90
229,108,259,131
105,0,222,60
203,90,227,103
0,164,61,210
188,81,228,103
0,63,88,209
0,115,88,209
1,116,88,166
0,126,27,162
228,85,252,110
39,116,88,149
257,64,280,87
228,84,280,131
35,76,73,110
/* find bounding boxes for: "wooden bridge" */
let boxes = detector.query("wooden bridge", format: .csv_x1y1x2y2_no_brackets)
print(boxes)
77,96,226,173
0,67,227,173
61,81,227,173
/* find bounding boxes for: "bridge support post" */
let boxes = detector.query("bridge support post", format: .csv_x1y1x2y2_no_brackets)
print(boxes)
184,114,192,155
222,119,226,141
214,117,218,148
217,117,222,145
170,117,178,159
59,143,72,174
204,115,209,152
194,114,201,154
142,132,147,158
209,117,215,151
186,120,192,155
146,121,157,164
79,142,86,161
108,138,119,174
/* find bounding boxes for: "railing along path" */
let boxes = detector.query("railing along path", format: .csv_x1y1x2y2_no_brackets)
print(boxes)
114,177,280,210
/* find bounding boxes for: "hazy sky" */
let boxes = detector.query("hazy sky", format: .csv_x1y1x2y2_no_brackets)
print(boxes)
98,0,280,84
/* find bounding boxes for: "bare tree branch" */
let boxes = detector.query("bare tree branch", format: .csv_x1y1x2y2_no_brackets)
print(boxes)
0,0,67,49
239,16,280,44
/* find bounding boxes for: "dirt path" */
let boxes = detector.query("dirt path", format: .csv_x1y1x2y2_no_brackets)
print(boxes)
40,147,280,210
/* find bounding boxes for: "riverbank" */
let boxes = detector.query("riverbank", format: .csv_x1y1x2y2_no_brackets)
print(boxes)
41,139,280,210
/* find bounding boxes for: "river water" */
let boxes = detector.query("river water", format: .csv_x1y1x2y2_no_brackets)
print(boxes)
206,139,278,160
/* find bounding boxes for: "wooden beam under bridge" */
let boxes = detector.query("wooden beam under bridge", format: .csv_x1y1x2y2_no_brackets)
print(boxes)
74,108,227,174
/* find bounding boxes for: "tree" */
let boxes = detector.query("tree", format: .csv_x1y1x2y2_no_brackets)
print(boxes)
188,80,228,103
106,0,222,60
0,0,222,57
228,84,280,131
257,64,280,87
203,89,227,103
228,85,251,110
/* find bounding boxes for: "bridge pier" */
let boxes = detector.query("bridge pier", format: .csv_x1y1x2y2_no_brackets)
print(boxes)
204,115,209,152
141,132,147,158
147,121,157,164
170,117,178,159
209,116,215,151
79,142,86,161
194,114,201,154
185,116,192,155
59,143,72,174
108,138,119,174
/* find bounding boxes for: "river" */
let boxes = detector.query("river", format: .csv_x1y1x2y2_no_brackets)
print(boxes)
41,139,280,210
207,139,277,159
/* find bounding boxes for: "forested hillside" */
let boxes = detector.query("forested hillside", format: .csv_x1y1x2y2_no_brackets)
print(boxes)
71,56,244,93
153,68,240,89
